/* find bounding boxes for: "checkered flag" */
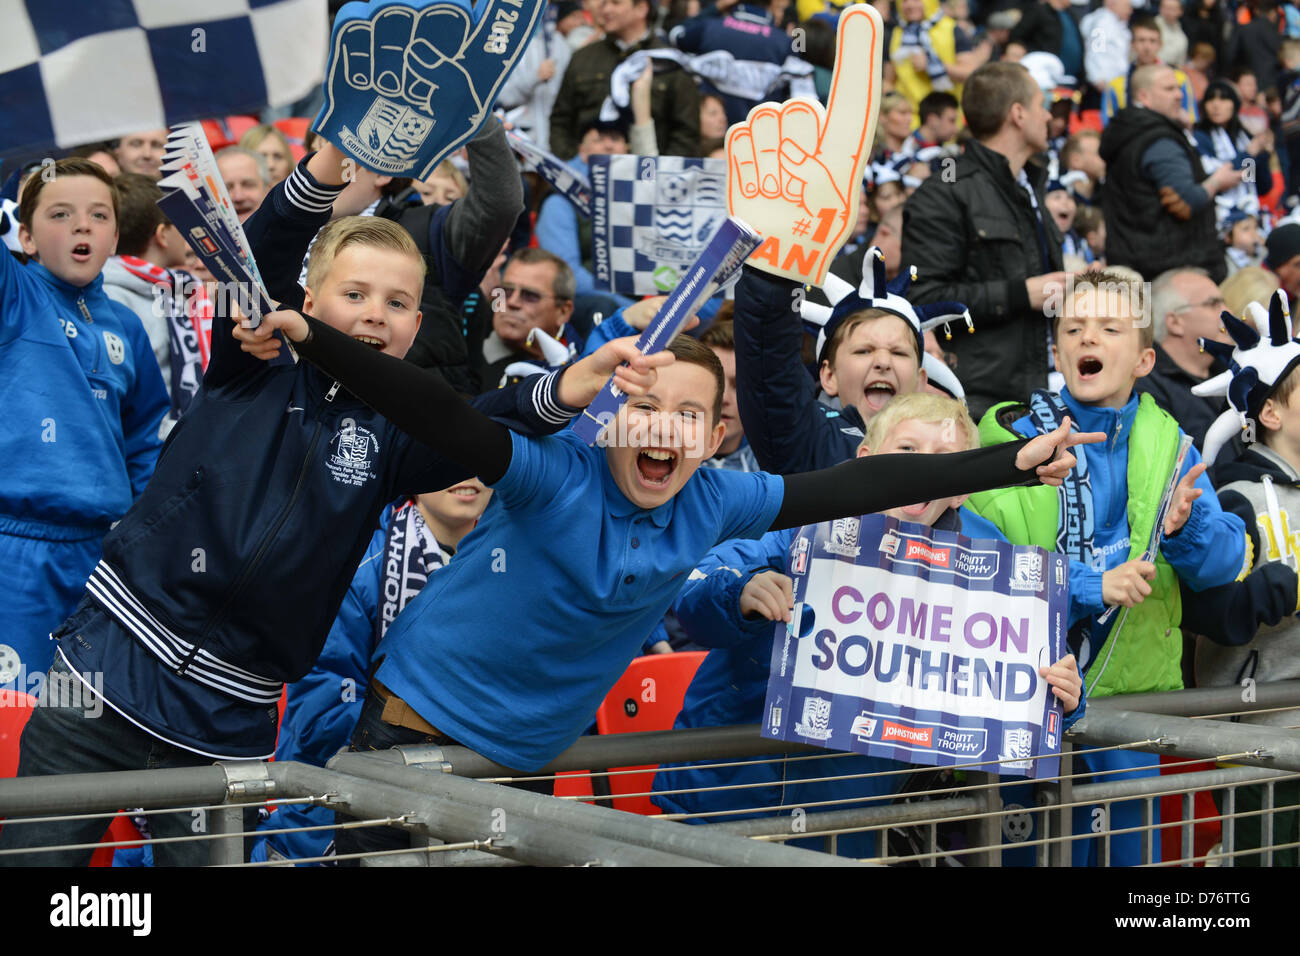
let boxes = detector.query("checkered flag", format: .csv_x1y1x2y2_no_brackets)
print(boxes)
589,154,729,296
1,0,327,157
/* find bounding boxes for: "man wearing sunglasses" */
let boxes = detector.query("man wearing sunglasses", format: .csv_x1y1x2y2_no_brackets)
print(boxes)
1135,267,1232,452
479,248,577,388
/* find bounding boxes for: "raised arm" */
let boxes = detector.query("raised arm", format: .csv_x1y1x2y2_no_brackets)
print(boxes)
240,311,672,482
734,267,858,473
441,117,525,294
770,421,1099,531
293,313,516,482
208,153,343,386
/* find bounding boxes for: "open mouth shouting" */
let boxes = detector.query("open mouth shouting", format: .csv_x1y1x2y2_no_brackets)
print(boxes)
862,379,896,413
70,242,93,263
636,448,680,489
352,334,386,351
1076,355,1104,382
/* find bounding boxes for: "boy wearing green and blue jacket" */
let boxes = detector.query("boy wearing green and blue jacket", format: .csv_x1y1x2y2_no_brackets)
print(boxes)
966,271,1248,866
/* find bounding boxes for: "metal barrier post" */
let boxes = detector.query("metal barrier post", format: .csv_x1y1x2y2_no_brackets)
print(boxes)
1222,785,1236,867
1052,741,1074,867
966,771,1001,867
208,807,244,866
1263,781,1275,867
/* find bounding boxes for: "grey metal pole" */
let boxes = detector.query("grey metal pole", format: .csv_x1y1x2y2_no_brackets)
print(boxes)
276,762,708,867
1072,764,1291,801
967,771,1002,867
386,724,826,779
0,766,229,816
1071,710,1300,772
208,806,244,866
710,795,981,839
319,753,865,866
1086,680,1300,717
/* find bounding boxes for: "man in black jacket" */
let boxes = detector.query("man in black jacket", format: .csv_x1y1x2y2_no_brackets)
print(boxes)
1101,64,1241,284
549,0,701,159
902,61,1072,418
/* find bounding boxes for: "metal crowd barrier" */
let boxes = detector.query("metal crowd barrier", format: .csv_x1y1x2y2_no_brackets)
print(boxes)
0,681,1297,866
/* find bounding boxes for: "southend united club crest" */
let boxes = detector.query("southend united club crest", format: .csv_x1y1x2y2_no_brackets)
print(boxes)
343,97,435,172
793,695,834,741
824,517,861,557
327,417,380,487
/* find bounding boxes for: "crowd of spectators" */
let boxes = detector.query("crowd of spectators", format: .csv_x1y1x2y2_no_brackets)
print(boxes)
3,0,1300,867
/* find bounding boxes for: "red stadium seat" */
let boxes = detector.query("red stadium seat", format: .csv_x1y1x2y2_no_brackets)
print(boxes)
200,115,260,152
1158,756,1222,865
0,690,38,779
1071,109,1103,135
553,652,709,810
592,652,708,815
1261,164,1286,216
273,117,311,160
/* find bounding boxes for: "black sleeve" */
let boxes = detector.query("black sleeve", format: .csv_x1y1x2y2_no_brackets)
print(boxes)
295,314,514,483
1179,562,1299,647
771,439,1033,530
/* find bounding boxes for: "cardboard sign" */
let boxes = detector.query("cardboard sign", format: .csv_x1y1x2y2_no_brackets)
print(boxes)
314,0,545,178
726,5,883,286
156,123,291,365
763,515,1069,779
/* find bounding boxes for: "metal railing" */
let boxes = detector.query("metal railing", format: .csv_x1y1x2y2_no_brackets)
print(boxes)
0,681,1297,866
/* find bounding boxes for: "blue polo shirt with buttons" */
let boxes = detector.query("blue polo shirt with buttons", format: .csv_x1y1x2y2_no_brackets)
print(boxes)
371,428,784,771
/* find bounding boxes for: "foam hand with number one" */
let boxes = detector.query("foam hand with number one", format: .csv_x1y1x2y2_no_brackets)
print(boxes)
726,5,883,285
314,0,545,179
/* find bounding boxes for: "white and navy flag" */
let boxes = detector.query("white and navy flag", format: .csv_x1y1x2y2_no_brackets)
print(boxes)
0,0,327,158
764,515,1069,780
590,154,729,296
506,129,592,218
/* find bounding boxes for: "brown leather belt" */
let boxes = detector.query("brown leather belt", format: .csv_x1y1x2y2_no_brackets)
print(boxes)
372,678,443,737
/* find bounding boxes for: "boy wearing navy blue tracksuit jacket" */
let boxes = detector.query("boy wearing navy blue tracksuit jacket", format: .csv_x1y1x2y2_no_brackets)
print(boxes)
0,159,168,692
0,127,646,867
232,265,1095,861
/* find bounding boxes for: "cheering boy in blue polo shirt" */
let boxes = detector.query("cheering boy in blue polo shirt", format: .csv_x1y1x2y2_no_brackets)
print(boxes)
239,285,1099,859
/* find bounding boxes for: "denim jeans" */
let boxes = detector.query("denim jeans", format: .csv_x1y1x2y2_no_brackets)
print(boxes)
333,686,552,865
0,655,246,867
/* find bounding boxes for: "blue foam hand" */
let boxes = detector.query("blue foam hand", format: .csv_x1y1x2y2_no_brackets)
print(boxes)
314,0,545,179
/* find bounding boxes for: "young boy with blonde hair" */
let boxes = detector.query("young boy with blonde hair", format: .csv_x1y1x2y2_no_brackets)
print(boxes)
966,270,1248,865
0,140,652,867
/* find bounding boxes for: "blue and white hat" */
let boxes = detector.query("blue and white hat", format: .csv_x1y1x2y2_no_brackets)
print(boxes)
1192,289,1300,463
800,246,973,366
